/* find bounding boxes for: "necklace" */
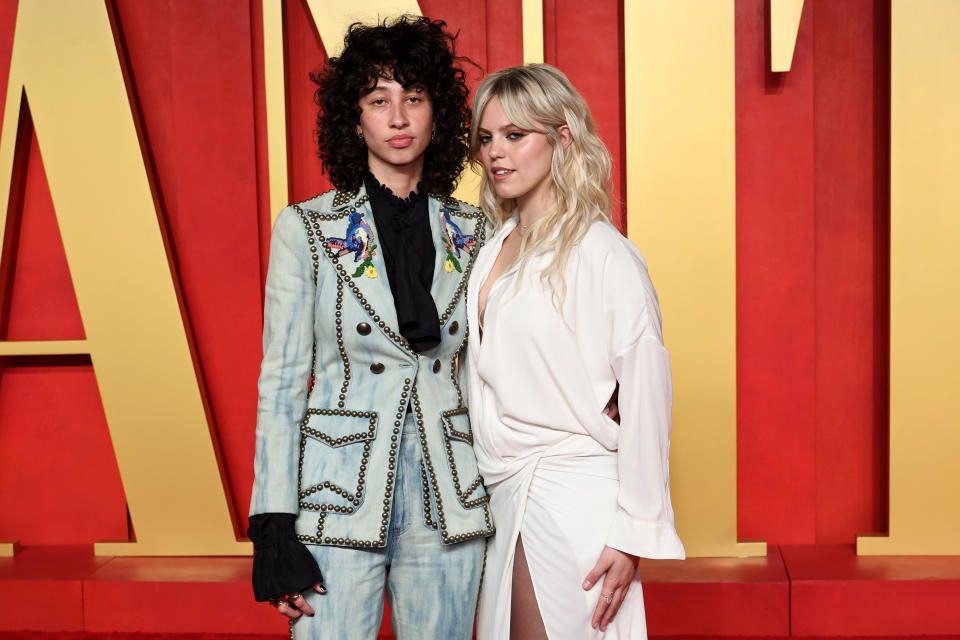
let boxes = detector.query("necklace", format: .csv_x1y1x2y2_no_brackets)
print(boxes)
518,220,530,234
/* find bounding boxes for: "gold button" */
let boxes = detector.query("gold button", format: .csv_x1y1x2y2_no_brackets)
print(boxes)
357,322,371,335
370,363,385,374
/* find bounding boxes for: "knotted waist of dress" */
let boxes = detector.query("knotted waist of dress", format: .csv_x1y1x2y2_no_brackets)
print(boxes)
480,432,619,493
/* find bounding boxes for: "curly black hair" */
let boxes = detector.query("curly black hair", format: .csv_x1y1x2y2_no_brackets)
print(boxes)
312,16,472,196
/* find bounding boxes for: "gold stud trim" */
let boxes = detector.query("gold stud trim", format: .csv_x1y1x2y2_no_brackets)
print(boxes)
335,282,350,407
298,379,411,549
450,343,465,408
440,408,488,509
300,408,376,448
412,387,495,544
332,187,360,208
420,459,438,530
437,214,487,327
441,407,473,444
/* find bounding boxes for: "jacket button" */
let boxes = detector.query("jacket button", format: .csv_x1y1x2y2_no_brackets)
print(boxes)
449,321,459,335
433,359,441,373
357,322,371,335
370,363,385,374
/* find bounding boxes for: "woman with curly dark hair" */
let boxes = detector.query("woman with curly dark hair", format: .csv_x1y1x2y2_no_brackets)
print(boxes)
247,15,494,640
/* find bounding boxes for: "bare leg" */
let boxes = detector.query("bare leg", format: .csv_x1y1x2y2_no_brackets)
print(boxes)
511,535,548,640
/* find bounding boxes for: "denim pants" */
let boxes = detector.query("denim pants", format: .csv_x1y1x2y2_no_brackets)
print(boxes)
290,413,487,640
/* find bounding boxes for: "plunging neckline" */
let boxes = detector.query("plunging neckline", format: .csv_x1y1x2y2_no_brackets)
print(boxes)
477,220,521,342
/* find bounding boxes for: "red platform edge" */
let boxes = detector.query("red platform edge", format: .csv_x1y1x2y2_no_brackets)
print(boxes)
782,545,960,636
2,545,960,636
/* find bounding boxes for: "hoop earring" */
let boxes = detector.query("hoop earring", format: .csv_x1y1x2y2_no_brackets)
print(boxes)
357,131,365,144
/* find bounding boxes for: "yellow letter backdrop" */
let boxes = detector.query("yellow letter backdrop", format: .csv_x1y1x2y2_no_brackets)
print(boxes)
770,0,804,72
0,0,250,556
857,0,960,556
625,0,765,557
262,0,290,226
522,0,544,64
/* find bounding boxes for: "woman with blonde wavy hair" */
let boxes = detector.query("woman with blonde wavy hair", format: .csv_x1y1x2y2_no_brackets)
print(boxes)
462,63,685,639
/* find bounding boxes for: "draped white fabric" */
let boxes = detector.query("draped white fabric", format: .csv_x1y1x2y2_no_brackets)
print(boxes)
464,217,685,640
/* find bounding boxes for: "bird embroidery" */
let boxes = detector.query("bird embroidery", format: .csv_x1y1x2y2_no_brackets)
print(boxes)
327,212,373,262
440,208,476,273
441,209,477,258
326,212,378,278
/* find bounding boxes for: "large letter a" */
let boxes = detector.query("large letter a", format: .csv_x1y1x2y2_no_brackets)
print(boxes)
0,0,250,556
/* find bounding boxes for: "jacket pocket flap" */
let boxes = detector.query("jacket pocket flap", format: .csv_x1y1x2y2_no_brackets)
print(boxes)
301,408,378,447
441,408,472,445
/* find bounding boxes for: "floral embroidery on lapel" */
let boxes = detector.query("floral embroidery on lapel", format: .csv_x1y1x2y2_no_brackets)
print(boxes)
439,208,477,274
326,211,379,278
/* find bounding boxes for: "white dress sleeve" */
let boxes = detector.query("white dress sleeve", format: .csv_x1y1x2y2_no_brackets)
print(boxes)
600,242,686,560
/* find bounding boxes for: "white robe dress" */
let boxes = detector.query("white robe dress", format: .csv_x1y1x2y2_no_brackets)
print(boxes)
463,217,686,640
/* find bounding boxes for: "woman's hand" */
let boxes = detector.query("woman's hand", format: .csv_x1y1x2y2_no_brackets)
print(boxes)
270,581,326,619
582,546,640,631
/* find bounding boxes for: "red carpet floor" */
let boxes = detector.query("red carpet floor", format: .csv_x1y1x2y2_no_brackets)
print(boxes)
5,544,960,637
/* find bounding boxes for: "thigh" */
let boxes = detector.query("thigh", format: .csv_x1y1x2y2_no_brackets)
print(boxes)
291,543,388,640
510,535,548,640
385,436,486,640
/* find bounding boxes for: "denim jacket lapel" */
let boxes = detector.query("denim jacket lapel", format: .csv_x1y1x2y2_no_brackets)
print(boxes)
321,184,403,348
428,196,486,330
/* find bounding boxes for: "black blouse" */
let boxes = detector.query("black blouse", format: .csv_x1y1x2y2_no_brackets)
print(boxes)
364,173,440,352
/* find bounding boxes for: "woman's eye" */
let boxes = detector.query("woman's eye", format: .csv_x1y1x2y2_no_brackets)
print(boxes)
507,132,524,140
478,135,491,144
370,98,385,106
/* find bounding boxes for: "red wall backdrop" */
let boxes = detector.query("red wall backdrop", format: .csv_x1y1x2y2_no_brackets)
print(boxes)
0,0,889,548
736,0,889,545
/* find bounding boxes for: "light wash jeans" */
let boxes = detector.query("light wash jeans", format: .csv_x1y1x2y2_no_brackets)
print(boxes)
289,413,486,640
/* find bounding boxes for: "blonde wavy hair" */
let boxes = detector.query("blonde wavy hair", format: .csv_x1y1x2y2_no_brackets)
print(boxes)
469,63,613,306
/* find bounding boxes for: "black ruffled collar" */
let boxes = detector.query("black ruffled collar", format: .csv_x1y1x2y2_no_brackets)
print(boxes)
364,173,425,212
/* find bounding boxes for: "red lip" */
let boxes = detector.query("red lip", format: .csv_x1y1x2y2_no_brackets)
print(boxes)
491,167,514,182
387,136,413,148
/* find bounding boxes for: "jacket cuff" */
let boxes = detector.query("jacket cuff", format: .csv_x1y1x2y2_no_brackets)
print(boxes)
248,513,324,602
605,511,686,560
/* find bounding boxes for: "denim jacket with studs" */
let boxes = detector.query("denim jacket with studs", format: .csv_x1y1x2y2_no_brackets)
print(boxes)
250,184,495,548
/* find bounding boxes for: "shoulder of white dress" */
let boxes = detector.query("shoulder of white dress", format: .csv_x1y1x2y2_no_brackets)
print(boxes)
575,220,643,266
575,222,662,311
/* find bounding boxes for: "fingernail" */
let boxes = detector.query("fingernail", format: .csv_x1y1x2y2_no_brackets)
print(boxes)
582,580,591,589
319,587,327,594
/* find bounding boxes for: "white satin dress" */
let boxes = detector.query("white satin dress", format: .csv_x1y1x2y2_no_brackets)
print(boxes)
463,217,686,640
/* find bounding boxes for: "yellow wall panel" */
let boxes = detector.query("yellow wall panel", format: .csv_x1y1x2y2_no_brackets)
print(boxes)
770,0,804,72
625,0,764,557
858,0,960,556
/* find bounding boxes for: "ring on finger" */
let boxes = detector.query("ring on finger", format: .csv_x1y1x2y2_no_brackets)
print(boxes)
603,592,614,605
288,592,302,601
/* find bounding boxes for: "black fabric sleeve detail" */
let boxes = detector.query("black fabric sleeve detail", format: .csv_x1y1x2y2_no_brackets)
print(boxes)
248,513,324,602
